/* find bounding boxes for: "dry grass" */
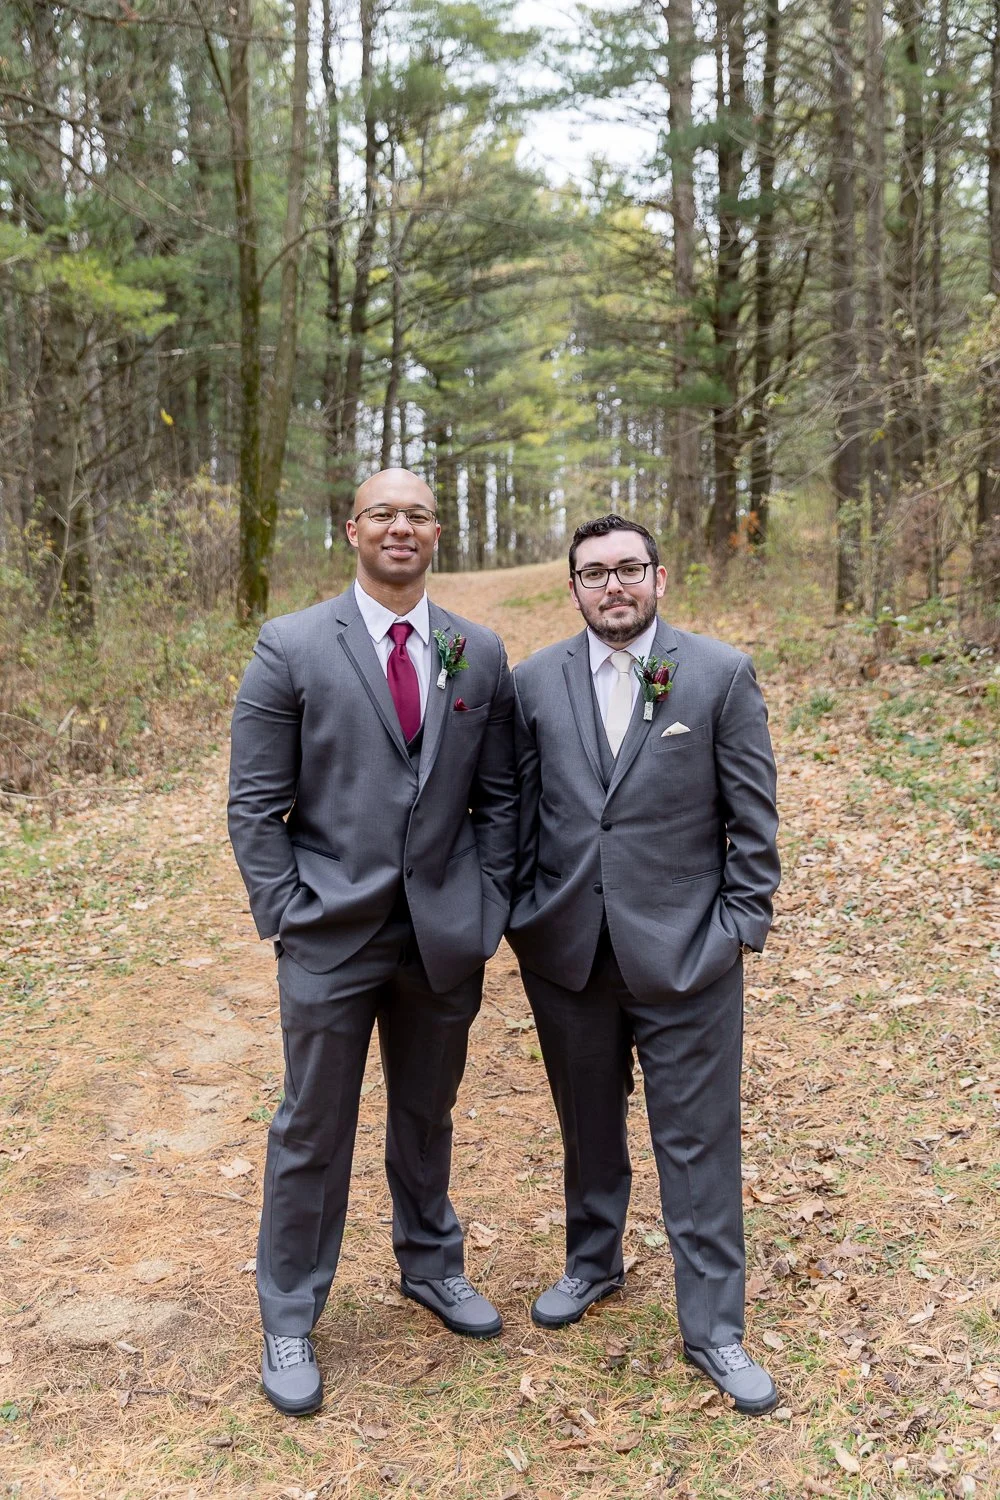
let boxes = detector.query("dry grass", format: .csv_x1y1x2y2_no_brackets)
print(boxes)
1,559,998,1499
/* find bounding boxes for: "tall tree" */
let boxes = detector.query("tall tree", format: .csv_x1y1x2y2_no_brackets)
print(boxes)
831,0,863,609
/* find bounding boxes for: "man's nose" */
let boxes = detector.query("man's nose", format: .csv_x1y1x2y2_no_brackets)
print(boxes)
388,511,415,534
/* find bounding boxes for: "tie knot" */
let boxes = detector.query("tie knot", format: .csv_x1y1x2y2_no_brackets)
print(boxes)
610,650,633,675
389,621,412,648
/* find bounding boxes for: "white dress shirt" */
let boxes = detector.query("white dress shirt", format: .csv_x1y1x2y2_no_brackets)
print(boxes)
354,579,433,719
587,617,659,727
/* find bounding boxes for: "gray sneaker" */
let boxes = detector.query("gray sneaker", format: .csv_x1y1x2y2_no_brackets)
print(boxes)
400,1273,502,1337
683,1341,778,1415
531,1273,625,1328
261,1331,323,1415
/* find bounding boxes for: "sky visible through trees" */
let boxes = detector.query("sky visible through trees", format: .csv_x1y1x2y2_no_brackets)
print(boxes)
1,0,999,624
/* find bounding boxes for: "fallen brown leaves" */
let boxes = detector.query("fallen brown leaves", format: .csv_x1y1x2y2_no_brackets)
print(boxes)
1,563,998,1498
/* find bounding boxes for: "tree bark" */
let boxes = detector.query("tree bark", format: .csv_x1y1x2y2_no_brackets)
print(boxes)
831,0,863,611
228,0,264,619
891,0,927,490
747,0,779,546
709,0,747,564
321,0,346,533
663,0,702,561
974,0,1000,615
259,0,310,543
336,0,380,531
863,0,893,614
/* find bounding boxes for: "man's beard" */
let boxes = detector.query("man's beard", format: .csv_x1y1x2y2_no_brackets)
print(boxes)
587,592,657,645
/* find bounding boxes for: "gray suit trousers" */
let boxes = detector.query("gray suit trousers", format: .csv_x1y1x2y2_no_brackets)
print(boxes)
521,933,745,1349
257,907,482,1334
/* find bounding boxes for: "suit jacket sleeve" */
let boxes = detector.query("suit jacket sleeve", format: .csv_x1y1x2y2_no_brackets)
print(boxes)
468,637,518,908
511,671,540,904
715,654,780,950
227,621,302,941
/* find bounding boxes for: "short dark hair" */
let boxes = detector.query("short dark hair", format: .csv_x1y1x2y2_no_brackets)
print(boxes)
569,514,660,575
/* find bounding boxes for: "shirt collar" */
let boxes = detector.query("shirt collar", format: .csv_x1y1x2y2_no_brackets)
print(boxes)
586,616,659,676
354,578,430,645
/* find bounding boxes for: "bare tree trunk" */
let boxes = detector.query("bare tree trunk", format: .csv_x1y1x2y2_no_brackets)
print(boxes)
747,0,779,547
974,0,1000,616
381,155,404,468
321,0,346,532
831,0,863,611
891,0,927,490
432,418,460,570
663,0,702,561
710,0,747,564
227,0,264,619
337,0,379,527
259,0,310,536
864,0,893,615
34,296,92,625
467,458,486,569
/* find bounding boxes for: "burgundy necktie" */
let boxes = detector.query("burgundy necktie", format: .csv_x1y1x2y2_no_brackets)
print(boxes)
387,621,421,742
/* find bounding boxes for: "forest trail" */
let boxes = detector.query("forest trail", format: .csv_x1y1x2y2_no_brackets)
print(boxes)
1,562,998,1499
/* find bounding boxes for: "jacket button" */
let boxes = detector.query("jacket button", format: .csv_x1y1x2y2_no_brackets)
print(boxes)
405,866,414,878
601,820,612,831
594,882,603,894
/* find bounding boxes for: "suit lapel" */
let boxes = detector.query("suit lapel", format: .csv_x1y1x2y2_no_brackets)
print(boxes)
562,632,607,791
417,603,455,791
335,590,412,766
606,616,680,798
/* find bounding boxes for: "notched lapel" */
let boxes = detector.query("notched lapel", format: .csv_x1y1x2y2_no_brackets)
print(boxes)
417,604,454,790
562,634,606,791
337,606,412,766
606,617,680,797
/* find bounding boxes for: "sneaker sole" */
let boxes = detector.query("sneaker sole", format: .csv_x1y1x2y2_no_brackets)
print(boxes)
683,1351,779,1416
530,1280,624,1329
400,1281,502,1338
261,1379,324,1416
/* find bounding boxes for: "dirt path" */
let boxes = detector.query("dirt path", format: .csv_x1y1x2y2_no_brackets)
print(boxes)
1,563,998,1499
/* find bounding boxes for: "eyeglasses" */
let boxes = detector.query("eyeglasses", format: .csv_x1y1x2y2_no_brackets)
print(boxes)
573,561,652,589
354,504,438,528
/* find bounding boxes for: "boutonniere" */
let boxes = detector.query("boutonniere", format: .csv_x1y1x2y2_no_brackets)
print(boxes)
434,629,468,689
633,655,675,720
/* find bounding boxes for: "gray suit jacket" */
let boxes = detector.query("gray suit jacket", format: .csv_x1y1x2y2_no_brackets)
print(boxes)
228,588,517,993
507,616,779,1000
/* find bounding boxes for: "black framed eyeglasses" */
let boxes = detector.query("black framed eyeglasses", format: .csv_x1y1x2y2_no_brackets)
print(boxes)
573,561,652,589
355,504,438,528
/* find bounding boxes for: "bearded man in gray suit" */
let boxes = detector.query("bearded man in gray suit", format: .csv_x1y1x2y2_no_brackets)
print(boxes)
508,514,780,1415
228,469,517,1415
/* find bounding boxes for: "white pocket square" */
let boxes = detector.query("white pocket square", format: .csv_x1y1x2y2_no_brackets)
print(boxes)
661,721,690,737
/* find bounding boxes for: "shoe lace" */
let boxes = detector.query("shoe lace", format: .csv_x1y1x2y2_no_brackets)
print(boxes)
554,1275,591,1297
271,1335,313,1369
442,1275,478,1304
715,1342,753,1373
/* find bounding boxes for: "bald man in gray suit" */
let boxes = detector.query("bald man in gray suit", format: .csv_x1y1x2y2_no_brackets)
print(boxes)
229,470,517,1414
508,514,780,1415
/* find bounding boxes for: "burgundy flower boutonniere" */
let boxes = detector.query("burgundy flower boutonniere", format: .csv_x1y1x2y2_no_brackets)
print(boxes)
433,629,469,690
633,655,675,720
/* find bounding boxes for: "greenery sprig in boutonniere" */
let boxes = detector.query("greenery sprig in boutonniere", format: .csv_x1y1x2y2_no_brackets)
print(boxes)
633,655,675,720
433,629,469,689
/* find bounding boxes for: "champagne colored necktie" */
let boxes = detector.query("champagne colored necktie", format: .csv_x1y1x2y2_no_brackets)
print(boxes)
605,650,634,757
387,621,421,742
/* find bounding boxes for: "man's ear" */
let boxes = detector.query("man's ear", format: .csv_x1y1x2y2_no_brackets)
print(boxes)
569,577,582,613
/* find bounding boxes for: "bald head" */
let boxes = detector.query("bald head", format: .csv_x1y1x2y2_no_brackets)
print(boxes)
353,468,435,517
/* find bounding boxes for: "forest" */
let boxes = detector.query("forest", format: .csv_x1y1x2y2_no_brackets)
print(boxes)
2,0,999,627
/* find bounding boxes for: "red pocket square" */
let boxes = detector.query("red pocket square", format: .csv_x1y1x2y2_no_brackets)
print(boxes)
453,698,468,711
